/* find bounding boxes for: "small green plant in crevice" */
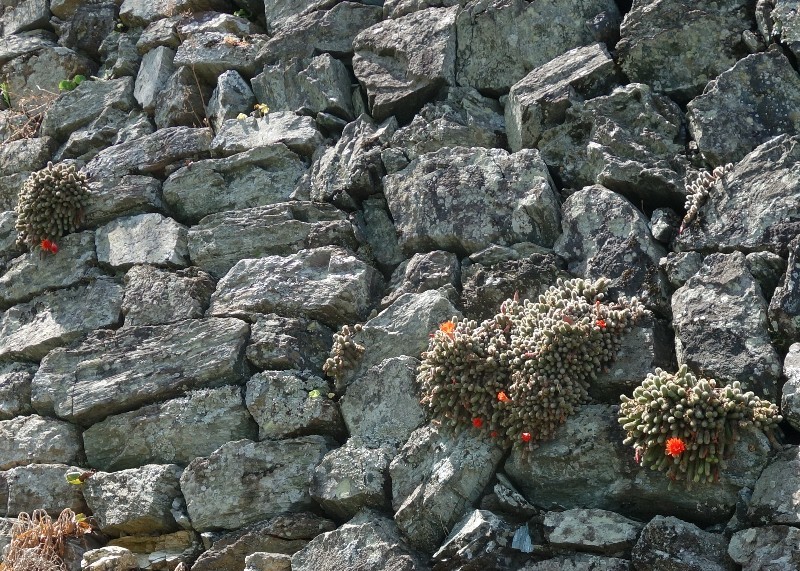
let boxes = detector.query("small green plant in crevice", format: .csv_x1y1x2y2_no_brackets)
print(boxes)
417,277,645,451
57,74,86,92
233,8,253,19
619,365,781,488
15,161,91,254
1,82,11,108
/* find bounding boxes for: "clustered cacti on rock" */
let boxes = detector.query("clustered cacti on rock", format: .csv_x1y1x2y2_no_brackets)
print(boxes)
679,163,733,233
619,365,781,488
15,161,90,250
323,323,365,383
417,277,645,450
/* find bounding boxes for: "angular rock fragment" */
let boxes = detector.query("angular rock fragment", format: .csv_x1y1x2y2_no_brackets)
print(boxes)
432,509,518,570
672,252,781,399
781,344,800,432
0,415,82,470
631,516,732,571
390,424,505,553
360,197,405,271
455,0,620,93
154,66,212,130
748,446,800,525
382,250,459,308
687,50,800,166
384,147,560,256
353,6,457,122
96,213,189,269
83,385,258,471
52,2,117,60
769,235,800,347
83,175,164,228
211,112,322,158
520,554,631,570
0,277,123,362
0,362,35,420
543,509,642,557
297,53,355,121
119,0,232,27
291,510,430,571
1,46,95,104
81,546,139,571
164,145,307,223
0,137,54,177
771,0,800,58
208,247,383,327
539,84,688,206
108,531,203,571
2,0,51,37
246,314,332,374
180,437,333,531
207,70,256,133
173,32,264,84
31,317,249,425
506,43,619,151
245,552,292,571
122,265,215,326
83,464,183,537
728,525,800,571
1,463,88,517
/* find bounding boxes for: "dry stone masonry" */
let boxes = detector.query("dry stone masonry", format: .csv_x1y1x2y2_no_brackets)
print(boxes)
0,0,799,569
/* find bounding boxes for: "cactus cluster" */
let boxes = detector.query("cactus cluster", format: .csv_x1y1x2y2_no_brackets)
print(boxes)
323,323,364,383
619,365,781,488
15,161,90,250
418,278,645,450
679,163,733,233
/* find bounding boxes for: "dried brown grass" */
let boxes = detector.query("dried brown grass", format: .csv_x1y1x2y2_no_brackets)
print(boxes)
0,509,92,571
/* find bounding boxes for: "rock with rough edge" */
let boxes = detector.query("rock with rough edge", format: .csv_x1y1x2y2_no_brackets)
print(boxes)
748,446,800,525
543,508,642,557
211,113,323,158
31,317,249,425
207,247,383,327
96,213,189,270
108,530,202,571
769,237,800,348
0,362,35,420
134,46,175,112
180,437,333,532
122,265,215,327
119,0,232,27
631,516,733,571
781,344,800,432
1,463,88,517
384,147,560,256
82,464,183,537
352,6,457,122
432,509,519,570
728,525,800,571
207,70,256,133
173,32,264,83
0,414,82,470
83,175,164,228
687,50,800,166
246,314,332,374
519,554,631,571
81,546,139,571
83,385,258,471
383,250,460,308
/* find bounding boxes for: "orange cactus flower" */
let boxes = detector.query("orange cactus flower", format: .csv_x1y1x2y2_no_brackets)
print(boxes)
497,391,510,403
472,417,483,428
520,432,532,443
439,320,456,339
596,319,607,328
665,437,686,457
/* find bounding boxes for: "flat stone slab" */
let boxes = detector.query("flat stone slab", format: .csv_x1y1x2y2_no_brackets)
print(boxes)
180,437,333,532
211,112,323,158
96,213,189,270
0,415,82,470
543,508,643,557
208,247,383,328
0,362,35,420
0,277,123,362
122,265,215,327
1,463,88,517
31,317,249,425
173,32,264,83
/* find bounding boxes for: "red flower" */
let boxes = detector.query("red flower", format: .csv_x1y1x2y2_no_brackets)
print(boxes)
472,417,483,428
40,239,58,254
665,437,686,457
520,432,532,443
596,319,606,328
497,391,510,403
490,431,498,438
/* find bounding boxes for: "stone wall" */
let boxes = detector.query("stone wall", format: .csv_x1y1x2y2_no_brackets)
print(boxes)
0,0,799,569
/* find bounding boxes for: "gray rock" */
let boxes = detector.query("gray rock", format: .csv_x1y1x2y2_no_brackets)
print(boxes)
0,33,55,65
617,0,751,102
136,16,182,54
208,246,383,327
250,59,307,114
176,11,262,36
297,53,355,121
390,87,506,160
781,344,800,431
0,172,26,210
631,516,733,571
54,107,153,163
519,554,631,571
154,65,214,129
256,2,383,65
0,362,35,420
340,356,425,448
83,464,183,537
746,251,787,301
96,213,189,270
86,126,212,183
384,147,560,256
543,508,642,557
192,514,335,571
180,436,333,531
51,3,117,60
122,265,215,326
31,317,249,425
770,236,800,347
353,6,457,122
0,463,87,517
390,424,505,553
432,509,518,570
246,313,332,374
772,0,800,57
660,251,704,289
173,32,264,84
650,208,680,244
134,47,175,113
311,439,393,519
84,175,164,228
360,197,404,271
83,385,258,471
332,289,459,390
687,50,800,166
81,546,139,571
207,70,256,133
107,530,203,571
119,0,231,27
2,0,51,37
539,84,688,206
382,250,460,308
672,251,781,399
98,29,141,78
506,43,619,152
460,251,569,322
455,0,620,94
310,115,396,209
728,525,800,571
554,185,670,316
0,231,98,308
291,510,430,571
245,552,292,571
164,145,307,223
0,136,54,176
748,446,800,525
0,277,123,362
211,113,322,158
384,0,466,19
263,0,318,32
245,370,345,440
0,414,82,470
